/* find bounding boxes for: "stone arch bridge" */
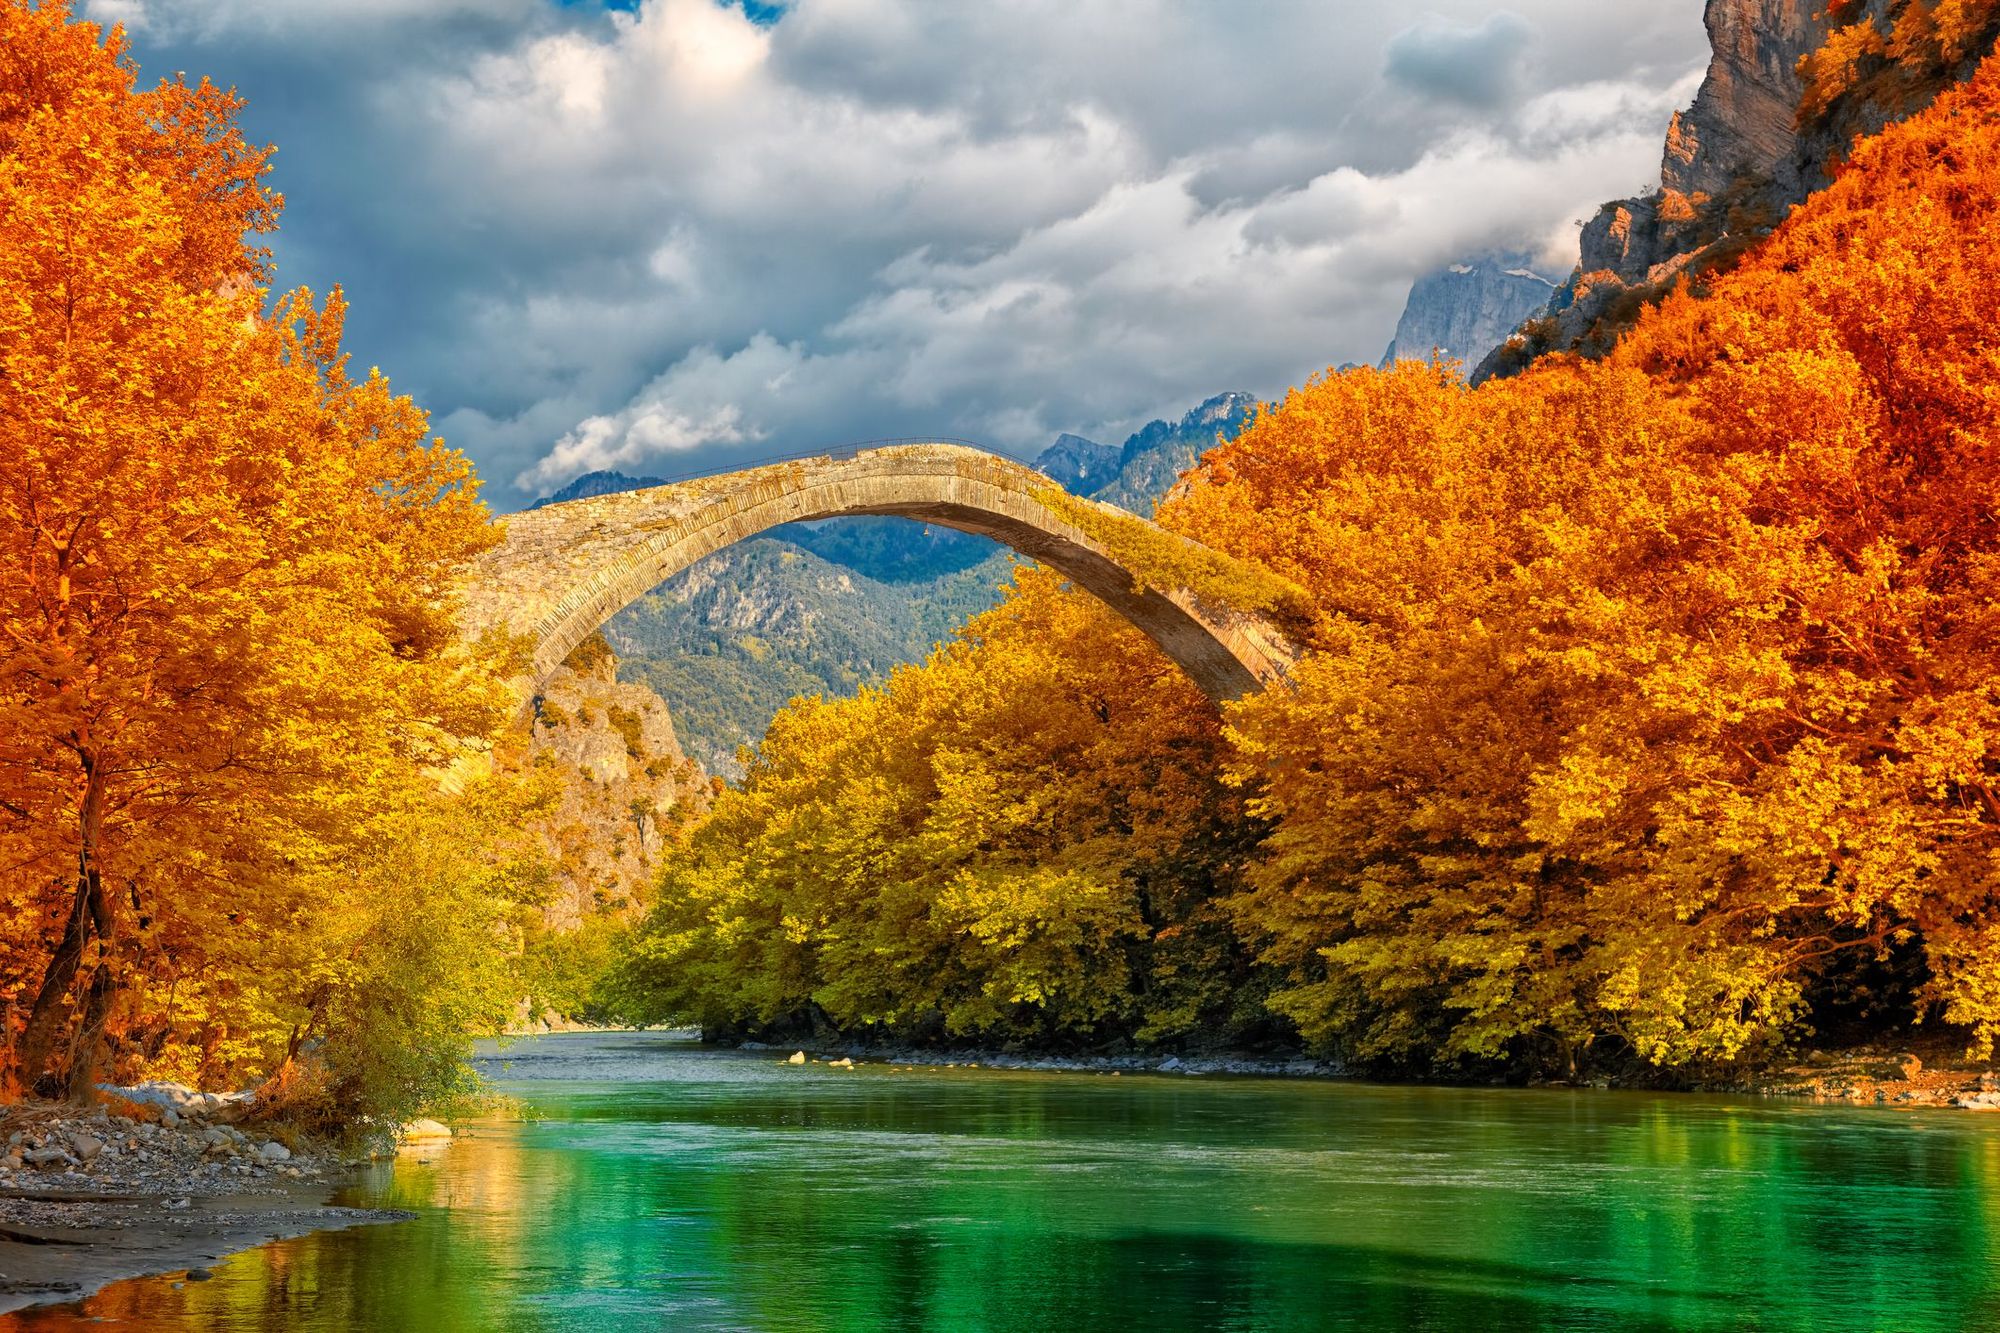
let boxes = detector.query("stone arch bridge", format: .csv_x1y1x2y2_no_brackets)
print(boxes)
461,443,1299,704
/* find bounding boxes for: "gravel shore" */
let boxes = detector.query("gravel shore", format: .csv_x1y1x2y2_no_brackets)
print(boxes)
0,1091,411,1315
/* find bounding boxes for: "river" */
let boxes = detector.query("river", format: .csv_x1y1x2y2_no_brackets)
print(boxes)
7,1030,1999,1330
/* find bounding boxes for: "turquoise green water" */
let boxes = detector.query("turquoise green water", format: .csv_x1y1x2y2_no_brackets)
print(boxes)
10,1031,2000,1331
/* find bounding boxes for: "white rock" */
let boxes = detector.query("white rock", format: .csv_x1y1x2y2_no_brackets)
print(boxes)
399,1118,452,1144
787,1051,807,1065
259,1140,291,1162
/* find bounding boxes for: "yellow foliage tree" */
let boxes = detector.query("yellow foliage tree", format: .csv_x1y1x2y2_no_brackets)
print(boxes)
621,568,1260,1047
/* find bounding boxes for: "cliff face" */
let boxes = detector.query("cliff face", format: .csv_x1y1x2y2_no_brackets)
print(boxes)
522,637,711,929
1663,0,1823,201
1476,0,1830,379
1380,257,1556,375
1471,0,2000,380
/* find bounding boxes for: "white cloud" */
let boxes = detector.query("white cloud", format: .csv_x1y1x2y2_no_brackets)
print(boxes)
107,0,1713,504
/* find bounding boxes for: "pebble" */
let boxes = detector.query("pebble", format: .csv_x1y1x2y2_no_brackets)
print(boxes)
0,1085,336,1219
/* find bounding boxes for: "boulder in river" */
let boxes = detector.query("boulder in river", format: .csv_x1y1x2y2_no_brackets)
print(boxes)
787,1051,807,1065
400,1119,453,1144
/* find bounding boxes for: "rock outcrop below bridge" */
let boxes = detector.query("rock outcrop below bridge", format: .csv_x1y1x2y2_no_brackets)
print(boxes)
463,443,1299,703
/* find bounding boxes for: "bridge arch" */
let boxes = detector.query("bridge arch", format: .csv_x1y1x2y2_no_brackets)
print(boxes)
462,444,1297,703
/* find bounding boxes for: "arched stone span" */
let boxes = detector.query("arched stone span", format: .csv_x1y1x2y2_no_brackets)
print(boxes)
462,443,1298,702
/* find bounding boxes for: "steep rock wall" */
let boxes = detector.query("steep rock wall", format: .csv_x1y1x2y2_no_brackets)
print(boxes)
1476,0,2000,380
519,637,711,929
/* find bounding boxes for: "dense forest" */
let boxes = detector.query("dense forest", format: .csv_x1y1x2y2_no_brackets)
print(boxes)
7,0,2000,1128
617,16,2000,1079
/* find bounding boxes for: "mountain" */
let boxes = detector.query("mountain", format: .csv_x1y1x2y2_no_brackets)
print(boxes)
529,468,667,509
527,395,1257,776
1093,393,1255,513
603,542,1014,775
770,516,997,583
1477,0,2000,381
1036,432,1121,494
1380,257,1556,375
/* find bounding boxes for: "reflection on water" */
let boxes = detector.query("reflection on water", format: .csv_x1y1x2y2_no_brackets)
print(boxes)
9,1031,2000,1331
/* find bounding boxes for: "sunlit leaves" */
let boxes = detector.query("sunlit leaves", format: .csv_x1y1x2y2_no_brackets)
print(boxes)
0,0,511,1098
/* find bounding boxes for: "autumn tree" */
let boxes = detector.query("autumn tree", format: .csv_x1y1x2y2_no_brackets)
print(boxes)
1159,47,2000,1072
0,2,507,1098
619,567,1261,1048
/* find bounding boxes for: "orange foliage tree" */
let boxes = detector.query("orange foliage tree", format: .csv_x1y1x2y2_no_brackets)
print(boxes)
1161,46,2000,1071
1800,0,2000,126
0,2,505,1097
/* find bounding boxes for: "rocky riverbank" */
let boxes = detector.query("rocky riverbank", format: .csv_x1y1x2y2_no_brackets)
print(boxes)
749,1037,2000,1109
0,1087,413,1315
745,1040,1345,1079
1718,1043,2000,1110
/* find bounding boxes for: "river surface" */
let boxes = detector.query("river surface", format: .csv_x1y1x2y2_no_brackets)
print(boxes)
8,1031,2000,1331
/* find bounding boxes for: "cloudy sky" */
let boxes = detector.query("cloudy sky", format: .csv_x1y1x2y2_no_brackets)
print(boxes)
92,0,1710,507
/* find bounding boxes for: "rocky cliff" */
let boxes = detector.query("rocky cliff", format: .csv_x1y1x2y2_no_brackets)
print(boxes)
1380,257,1556,375
1477,0,2000,380
518,635,711,928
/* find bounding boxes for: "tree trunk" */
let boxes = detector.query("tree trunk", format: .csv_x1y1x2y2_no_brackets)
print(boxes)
16,754,110,1093
64,943,116,1101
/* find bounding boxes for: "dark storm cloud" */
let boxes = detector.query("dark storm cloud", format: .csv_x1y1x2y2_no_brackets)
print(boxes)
1385,12,1538,110
87,0,1710,506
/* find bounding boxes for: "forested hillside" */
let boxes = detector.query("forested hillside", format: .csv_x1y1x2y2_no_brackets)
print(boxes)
621,28,2000,1078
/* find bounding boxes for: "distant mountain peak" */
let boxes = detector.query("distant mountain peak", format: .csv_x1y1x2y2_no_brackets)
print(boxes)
1035,432,1120,495
529,469,666,510
1182,391,1255,425
1381,253,1557,373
